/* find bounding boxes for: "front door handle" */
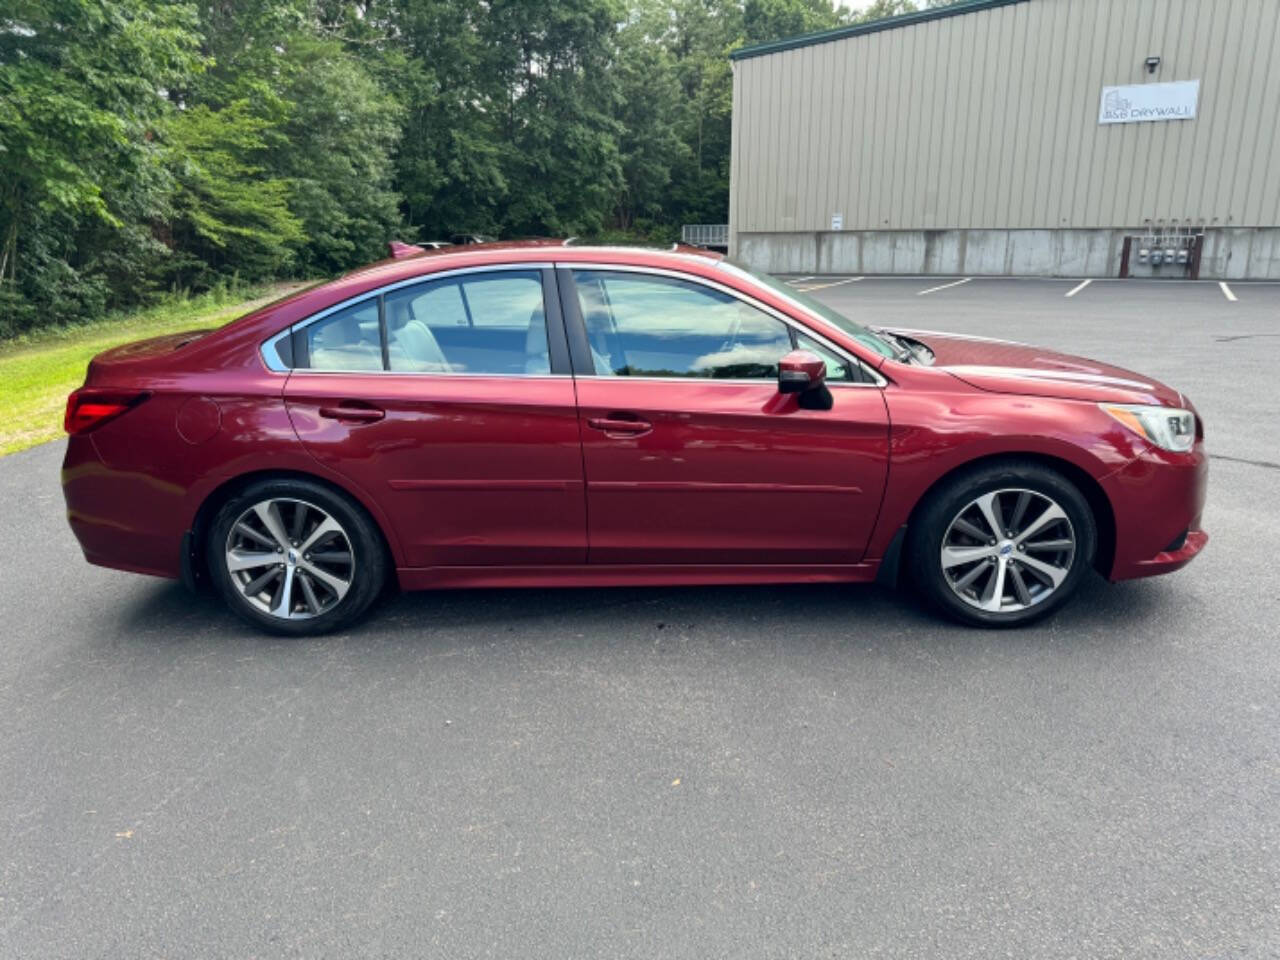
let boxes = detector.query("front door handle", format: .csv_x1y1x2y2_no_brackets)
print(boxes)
318,402,385,424
587,415,652,436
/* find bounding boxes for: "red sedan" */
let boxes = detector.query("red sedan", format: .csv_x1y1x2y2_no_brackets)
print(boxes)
62,242,1208,634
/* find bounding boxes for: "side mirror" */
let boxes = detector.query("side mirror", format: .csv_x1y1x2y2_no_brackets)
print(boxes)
778,349,833,410
778,350,827,394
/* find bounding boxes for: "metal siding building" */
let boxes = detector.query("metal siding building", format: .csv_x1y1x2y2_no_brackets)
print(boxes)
728,0,1280,278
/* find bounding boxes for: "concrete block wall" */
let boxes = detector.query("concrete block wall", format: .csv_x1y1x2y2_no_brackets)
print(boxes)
732,228,1280,280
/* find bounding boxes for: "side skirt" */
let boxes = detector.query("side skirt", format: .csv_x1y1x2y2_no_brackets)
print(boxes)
397,562,882,591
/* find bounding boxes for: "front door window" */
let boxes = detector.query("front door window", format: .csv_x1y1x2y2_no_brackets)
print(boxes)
571,270,794,379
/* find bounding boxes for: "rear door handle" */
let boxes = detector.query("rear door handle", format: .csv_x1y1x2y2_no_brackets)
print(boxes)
318,403,385,423
587,416,652,436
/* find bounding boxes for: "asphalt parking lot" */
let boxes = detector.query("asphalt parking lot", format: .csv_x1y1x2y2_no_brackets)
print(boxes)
2,277,1278,958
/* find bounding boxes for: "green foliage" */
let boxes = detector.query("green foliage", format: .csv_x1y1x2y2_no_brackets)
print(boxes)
274,37,404,273
2,0,863,337
164,101,303,286
613,24,690,229
0,0,204,331
849,0,955,23
744,0,846,41
0,282,293,455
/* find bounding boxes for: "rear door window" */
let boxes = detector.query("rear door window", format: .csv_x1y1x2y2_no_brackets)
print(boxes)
385,271,548,374
293,270,550,375
304,300,383,371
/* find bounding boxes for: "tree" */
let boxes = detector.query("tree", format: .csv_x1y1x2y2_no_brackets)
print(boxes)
0,0,203,331
272,35,404,273
184,0,405,273
164,101,303,286
372,0,511,238
743,0,847,42
849,0,954,23
1,0,871,337
488,0,625,236
371,0,626,239
613,17,690,230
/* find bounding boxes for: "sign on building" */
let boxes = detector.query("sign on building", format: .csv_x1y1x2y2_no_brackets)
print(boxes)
1099,80,1200,124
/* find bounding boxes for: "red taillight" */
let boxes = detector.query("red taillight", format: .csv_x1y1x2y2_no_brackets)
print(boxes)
64,390,150,435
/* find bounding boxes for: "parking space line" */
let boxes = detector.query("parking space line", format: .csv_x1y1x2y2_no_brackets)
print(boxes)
1065,279,1092,298
917,278,971,296
798,276,864,292
786,276,815,285
1219,281,1238,302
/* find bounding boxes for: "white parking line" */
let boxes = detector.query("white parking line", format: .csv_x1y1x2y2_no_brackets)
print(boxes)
1065,279,1092,298
917,277,972,296
797,276,865,292
786,276,815,285
1219,281,1238,302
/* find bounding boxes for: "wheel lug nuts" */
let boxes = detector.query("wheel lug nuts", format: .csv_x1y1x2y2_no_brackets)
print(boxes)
988,539,997,546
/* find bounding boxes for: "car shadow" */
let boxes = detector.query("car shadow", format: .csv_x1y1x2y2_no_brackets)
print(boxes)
111,569,1178,655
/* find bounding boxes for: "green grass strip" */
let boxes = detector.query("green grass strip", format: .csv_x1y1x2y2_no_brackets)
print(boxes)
0,284,305,456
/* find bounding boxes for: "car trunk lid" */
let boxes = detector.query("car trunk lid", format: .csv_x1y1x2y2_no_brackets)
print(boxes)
83,329,213,385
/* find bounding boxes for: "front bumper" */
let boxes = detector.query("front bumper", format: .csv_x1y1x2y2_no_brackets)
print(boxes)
1125,528,1209,578
1101,441,1208,581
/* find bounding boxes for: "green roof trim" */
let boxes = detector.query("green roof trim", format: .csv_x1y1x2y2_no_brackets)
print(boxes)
730,0,1030,61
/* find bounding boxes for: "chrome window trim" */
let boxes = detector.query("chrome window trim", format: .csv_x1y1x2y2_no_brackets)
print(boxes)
260,262,555,375
260,258,887,388
282,370,572,381
560,262,887,388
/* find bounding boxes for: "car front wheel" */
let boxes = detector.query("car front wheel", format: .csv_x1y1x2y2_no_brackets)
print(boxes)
908,462,1097,627
206,478,387,636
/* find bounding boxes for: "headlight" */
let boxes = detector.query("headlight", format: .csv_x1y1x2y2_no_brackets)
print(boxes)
1100,403,1196,452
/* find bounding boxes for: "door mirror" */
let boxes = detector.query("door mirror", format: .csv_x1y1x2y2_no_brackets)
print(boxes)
778,350,827,394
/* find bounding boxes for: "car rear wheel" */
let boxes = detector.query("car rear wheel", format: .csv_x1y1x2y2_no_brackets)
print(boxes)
907,462,1097,627
206,478,387,636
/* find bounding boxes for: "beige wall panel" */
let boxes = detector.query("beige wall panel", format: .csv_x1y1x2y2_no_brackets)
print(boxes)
730,0,1280,233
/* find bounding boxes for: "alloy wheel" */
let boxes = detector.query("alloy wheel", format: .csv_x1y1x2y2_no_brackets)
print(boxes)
940,488,1076,614
223,498,355,620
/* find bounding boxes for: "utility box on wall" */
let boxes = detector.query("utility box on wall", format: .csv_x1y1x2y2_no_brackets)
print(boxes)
1122,232,1202,279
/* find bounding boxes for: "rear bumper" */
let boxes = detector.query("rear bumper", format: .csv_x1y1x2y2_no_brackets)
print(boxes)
62,435,182,579
1101,442,1208,581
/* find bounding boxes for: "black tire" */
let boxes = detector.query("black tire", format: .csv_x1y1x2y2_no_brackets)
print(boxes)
906,460,1097,628
205,478,388,636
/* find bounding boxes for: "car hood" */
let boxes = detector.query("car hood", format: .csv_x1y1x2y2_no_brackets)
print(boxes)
888,328,1186,407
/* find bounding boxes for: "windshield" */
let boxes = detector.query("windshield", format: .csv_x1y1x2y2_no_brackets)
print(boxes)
718,260,900,359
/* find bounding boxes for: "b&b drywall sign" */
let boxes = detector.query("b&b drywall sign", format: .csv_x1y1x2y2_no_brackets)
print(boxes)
1099,80,1200,124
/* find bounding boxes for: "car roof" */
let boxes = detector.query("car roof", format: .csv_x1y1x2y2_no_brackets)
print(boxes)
223,241,728,340
363,239,722,274
307,240,723,302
